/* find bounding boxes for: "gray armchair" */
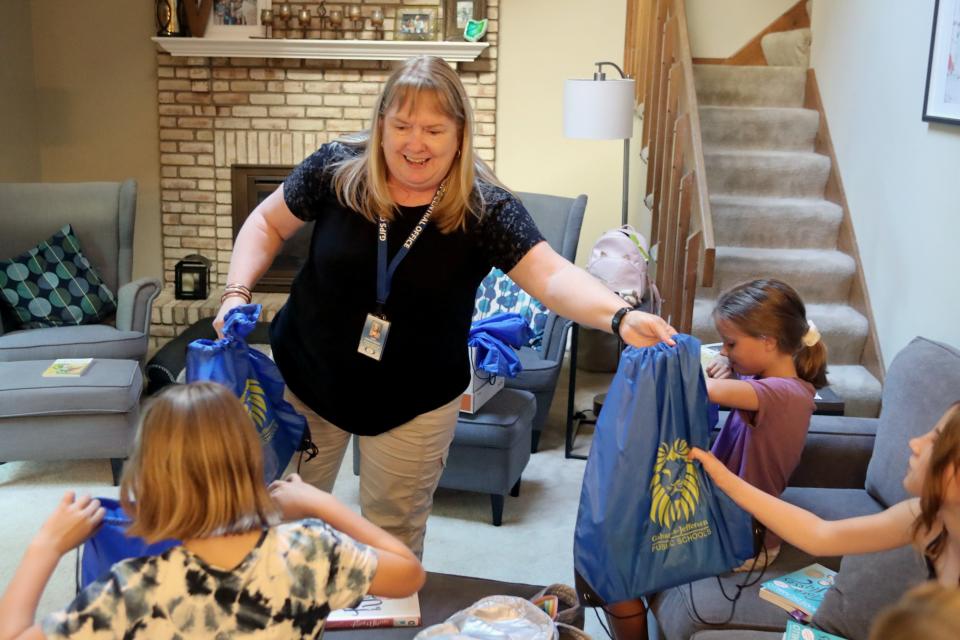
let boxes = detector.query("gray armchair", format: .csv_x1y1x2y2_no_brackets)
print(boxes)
0,180,160,364
507,191,587,452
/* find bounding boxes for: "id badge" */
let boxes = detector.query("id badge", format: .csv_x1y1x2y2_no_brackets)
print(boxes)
358,314,390,361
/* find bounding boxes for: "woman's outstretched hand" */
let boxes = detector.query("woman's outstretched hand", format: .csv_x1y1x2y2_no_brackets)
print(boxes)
213,296,247,339
35,492,105,555
620,310,677,348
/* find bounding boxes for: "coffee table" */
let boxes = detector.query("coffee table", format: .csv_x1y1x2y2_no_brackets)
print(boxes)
326,572,544,638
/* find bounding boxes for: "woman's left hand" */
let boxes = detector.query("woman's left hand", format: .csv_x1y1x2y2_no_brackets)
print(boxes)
619,310,677,347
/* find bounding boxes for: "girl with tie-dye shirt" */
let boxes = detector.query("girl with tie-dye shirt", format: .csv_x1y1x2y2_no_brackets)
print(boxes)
0,382,424,639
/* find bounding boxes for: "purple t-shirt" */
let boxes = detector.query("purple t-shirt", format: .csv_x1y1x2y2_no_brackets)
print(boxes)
710,376,815,548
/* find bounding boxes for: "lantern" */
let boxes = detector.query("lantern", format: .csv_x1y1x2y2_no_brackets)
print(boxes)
174,254,211,300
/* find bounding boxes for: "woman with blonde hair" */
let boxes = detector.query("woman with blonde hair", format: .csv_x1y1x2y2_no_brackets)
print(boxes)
0,382,424,638
215,55,676,558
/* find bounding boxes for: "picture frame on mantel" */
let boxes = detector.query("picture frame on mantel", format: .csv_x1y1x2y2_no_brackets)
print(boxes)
922,0,960,125
205,0,270,39
395,6,439,41
444,0,486,41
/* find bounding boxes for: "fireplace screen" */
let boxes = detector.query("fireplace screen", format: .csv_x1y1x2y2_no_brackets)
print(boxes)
231,165,313,293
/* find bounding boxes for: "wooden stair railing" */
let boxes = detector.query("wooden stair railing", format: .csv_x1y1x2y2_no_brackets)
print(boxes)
624,0,715,333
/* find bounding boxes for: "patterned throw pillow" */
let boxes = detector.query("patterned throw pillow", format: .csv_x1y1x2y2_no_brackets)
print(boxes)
473,268,548,350
0,224,117,329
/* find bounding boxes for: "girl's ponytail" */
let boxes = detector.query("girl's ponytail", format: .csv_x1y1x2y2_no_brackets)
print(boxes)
795,339,828,388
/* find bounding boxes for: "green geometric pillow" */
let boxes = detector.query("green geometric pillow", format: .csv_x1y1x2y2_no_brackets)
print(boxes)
0,224,117,329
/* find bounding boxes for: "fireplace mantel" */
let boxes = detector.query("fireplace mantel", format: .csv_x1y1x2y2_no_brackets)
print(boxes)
151,37,488,62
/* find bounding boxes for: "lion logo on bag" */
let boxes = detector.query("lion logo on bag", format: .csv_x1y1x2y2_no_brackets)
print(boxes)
649,438,700,528
241,378,278,442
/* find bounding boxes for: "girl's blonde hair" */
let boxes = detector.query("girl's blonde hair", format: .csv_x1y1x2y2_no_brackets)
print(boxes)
712,278,828,387
868,581,960,640
330,55,505,233
120,382,278,543
911,401,960,564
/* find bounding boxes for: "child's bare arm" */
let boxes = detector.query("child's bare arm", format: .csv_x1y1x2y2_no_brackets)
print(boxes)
269,474,425,598
690,448,916,556
0,492,104,640
705,377,760,411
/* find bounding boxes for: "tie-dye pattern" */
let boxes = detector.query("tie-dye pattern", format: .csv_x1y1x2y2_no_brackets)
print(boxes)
42,519,377,639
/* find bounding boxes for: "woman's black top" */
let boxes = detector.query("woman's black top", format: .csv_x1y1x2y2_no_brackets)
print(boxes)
271,142,544,435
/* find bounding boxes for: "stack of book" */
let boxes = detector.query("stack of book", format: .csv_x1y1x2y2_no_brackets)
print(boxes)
759,563,837,623
325,593,421,630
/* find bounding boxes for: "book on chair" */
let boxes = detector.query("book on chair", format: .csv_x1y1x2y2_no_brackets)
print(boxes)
325,593,421,629
42,358,94,377
759,563,836,622
782,619,847,639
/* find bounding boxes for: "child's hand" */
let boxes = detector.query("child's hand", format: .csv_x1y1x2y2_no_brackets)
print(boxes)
705,355,733,379
688,447,733,489
33,492,105,556
269,473,329,521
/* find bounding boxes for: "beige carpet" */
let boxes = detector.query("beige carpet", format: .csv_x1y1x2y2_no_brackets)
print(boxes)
691,63,881,417
0,358,617,637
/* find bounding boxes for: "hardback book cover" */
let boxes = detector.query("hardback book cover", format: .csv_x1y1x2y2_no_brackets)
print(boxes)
42,358,94,377
760,563,837,620
325,593,421,629
782,619,847,639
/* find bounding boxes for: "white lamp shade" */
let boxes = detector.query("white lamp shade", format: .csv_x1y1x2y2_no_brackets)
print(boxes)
563,78,636,140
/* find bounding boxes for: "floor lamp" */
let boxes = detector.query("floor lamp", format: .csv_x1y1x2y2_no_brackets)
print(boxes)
562,62,636,458
563,61,636,226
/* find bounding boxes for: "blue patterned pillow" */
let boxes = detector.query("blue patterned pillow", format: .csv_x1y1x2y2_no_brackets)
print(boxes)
473,268,548,350
0,224,117,329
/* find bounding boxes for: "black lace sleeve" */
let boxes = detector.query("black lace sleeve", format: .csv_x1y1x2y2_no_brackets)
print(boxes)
475,187,545,272
282,142,349,221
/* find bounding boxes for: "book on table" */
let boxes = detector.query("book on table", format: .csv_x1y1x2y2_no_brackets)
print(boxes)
42,358,94,377
782,619,847,639
325,593,421,629
759,563,837,622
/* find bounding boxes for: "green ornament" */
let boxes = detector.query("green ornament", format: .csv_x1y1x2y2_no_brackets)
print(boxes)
464,18,487,42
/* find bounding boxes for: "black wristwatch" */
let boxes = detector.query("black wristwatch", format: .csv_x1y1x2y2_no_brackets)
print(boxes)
611,306,633,338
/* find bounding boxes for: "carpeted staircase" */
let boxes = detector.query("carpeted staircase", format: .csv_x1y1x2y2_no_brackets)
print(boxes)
690,63,882,417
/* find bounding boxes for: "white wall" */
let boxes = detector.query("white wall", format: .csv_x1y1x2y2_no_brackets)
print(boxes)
497,0,640,265
811,0,960,360
685,0,797,58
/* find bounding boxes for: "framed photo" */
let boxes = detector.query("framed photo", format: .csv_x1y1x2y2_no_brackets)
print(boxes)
205,0,270,39
395,6,438,41
922,0,960,124
444,0,486,41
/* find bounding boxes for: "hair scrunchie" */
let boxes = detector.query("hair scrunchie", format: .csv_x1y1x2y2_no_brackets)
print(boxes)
802,320,821,347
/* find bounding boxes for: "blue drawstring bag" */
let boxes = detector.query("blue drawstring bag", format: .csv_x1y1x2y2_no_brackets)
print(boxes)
186,304,307,483
468,312,534,378
574,334,754,604
79,498,179,589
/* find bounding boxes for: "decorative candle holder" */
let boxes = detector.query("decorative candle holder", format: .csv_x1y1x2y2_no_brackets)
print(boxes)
297,7,311,38
276,3,293,35
347,5,364,38
328,9,344,39
370,8,385,40
260,8,274,38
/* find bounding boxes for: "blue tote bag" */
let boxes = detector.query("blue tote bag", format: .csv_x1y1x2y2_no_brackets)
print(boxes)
574,334,754,604
186,304,307,483
79,498,178,589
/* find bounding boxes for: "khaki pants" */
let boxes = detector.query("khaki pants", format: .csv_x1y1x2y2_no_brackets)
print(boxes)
284,390,460,559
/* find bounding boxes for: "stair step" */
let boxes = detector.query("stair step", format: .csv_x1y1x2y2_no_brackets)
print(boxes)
692,300,869,365
705,150,831,199
700,247,855,304
711,195,842,249
826,365,882,418
701,106,820,151
694,65,807,107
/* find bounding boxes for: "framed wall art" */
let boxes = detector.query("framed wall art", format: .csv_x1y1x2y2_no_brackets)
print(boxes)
395,6,438,41
205,0,271,39
922,0,960,124
444,0,486,41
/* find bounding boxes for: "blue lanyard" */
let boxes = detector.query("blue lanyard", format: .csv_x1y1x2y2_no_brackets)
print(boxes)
375,183,445,313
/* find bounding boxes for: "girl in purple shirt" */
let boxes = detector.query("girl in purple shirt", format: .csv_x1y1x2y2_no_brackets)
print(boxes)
704,278,828,571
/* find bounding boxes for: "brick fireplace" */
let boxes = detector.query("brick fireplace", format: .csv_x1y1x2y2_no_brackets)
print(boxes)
150,0,499,352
